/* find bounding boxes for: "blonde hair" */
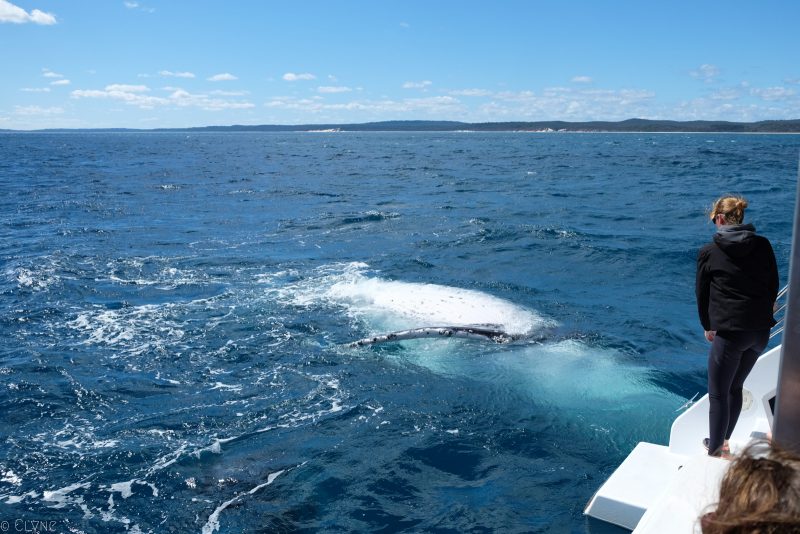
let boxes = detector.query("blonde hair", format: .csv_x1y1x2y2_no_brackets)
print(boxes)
710,196,748,224
701,441,800,533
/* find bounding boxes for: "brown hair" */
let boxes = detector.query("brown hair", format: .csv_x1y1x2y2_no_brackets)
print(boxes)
710,196,748,224
701,441,800,533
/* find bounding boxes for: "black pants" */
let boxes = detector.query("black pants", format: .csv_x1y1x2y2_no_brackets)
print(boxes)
707,329,770,456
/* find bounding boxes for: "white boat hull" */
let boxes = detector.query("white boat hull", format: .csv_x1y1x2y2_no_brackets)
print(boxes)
584,344,781,531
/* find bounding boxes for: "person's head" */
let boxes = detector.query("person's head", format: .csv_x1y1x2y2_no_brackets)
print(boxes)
701,440,800,533
710,196,748,226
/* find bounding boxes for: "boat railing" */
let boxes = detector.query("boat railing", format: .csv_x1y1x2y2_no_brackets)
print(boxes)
770,284,789,339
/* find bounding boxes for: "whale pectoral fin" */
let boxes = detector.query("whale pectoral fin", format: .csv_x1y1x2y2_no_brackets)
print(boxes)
346,325,514,347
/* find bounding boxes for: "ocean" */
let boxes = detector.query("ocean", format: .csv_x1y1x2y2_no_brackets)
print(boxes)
1,131,798,533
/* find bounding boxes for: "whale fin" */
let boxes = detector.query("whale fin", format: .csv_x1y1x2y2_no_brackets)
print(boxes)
347,324,516,347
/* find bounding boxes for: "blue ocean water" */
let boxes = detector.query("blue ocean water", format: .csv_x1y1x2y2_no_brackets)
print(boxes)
1,131,798,533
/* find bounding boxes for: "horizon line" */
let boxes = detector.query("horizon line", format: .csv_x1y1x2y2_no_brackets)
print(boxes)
3,117,800,133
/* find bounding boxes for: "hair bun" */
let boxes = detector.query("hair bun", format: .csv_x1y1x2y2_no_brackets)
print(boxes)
710,195,748,224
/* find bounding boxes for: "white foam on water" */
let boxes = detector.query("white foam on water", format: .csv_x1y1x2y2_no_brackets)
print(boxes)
3,491,39,504
271,262,369,307
107,265,204,290
68,304,186,357
328,278,549,335
11,264,59,291
2,469,21,486
192,440,223,458
109,481,134,499
141,443,190,479
108,479,158,499
202,469,286,534
274,262,553,337
42,482,91,509
46,420,120,451
100,485,138,529
122,371,345,495
209,382,243,392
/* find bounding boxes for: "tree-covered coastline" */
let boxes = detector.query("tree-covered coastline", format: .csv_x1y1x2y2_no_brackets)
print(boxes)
5,118,800,133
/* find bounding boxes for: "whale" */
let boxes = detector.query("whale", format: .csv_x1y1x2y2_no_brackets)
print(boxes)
347,324,522,347
272,263,685,425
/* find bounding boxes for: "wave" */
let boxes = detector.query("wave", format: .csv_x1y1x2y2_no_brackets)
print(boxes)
67,302,188,358
11,265,59,291
340,210,400,225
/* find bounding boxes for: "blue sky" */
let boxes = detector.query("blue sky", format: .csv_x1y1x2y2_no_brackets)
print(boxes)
2,0,799,129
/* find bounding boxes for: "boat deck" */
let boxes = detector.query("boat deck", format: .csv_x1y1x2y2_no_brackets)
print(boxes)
584,343,781,531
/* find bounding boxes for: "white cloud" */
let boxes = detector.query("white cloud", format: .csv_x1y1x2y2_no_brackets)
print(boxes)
50,79,70,86
167,89,255,110
72,85,166,109
207,73,238,82
710,88,742,101
671,95,782,122
448,88,492,97
265,95,464,117
690,64,720,83
318,86,352,94
105,84,149,92
751,86,796,101
14,105,63,115
160,70,195,79
402,80,432,89
209,89,250,96
282,72,316,81
124,1,155,13
71,84,255,111
572,76,593,84
474,87,657,121
42,68,63,78
21,87,50,92
0,0,56,24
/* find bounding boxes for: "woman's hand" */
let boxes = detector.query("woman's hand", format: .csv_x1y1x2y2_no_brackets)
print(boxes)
705,330,716,342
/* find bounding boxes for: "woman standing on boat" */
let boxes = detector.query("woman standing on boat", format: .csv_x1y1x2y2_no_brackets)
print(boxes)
696,196,779,458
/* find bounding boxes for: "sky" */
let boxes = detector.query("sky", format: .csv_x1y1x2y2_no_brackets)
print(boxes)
2,0,799,130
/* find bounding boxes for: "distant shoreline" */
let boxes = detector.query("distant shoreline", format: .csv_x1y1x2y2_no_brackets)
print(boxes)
3,118,800,134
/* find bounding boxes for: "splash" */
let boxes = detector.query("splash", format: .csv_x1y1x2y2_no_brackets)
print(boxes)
271,264,682,434
201,469,286,534
276,262,554,338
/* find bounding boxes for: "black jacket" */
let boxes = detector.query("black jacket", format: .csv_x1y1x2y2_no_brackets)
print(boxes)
696,224,779,332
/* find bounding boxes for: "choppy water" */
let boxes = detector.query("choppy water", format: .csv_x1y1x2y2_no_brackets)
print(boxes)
1,131,798,533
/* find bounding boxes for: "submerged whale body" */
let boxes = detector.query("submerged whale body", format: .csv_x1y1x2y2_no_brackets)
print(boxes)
320,268,555,346
277,262,555,347
280,263,681,419
347,324,522,347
